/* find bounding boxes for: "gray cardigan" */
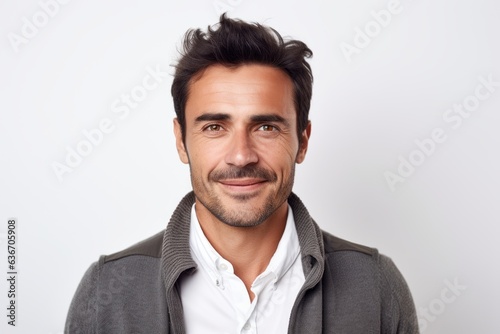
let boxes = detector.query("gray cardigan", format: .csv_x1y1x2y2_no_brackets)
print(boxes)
65,192,419,333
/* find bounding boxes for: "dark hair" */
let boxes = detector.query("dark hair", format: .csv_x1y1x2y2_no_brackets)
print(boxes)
171,14,313,142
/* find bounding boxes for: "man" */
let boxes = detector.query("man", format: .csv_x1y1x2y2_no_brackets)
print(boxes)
65,14,419,333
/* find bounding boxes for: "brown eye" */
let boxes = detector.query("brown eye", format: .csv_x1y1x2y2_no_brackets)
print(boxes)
205,124,222,131
258,125,277,132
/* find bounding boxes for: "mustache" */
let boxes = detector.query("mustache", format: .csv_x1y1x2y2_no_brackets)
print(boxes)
210,166,277,182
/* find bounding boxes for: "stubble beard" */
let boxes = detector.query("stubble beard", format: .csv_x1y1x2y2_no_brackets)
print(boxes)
190,165,295,227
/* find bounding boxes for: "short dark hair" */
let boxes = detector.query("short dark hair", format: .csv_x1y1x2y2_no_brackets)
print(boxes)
171,14,313,142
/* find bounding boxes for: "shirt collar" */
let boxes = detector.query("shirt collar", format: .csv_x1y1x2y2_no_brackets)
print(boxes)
189,204,227,286
189,203,301,288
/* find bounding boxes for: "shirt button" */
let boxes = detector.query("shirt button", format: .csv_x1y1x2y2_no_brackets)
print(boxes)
219,263,228,271
243,323,251,331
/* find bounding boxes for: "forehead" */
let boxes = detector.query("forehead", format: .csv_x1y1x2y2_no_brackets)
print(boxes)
185,64,295,121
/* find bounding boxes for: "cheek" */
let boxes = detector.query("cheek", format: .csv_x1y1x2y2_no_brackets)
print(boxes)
187,140,226,173
256,142,298,173
264,139,299,162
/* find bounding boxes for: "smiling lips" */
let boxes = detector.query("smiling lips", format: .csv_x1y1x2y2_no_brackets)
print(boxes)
218,178,267,191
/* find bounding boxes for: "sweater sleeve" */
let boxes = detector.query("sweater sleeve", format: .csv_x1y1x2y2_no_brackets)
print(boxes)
379,255,419,334
65,262,99,334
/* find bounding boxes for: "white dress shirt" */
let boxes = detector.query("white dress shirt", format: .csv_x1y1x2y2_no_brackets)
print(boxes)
180,204,305,334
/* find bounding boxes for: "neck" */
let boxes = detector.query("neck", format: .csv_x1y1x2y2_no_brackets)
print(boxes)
195,200,288,301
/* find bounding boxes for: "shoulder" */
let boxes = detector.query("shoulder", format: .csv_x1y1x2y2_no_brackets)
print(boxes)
320,229,404,281
320,229,409,302
76,230,165,291
65,231,169,332
103,230,164,263
321,230,377,256
319,230,418,331
320,230,381,282
77,230,166,306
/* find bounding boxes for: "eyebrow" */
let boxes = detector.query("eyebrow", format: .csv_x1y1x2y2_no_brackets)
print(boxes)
194,113,230,123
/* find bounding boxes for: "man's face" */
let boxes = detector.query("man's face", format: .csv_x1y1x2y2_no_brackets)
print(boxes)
174,64,310,227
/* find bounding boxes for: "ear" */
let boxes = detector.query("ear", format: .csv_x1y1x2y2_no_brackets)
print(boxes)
295,121,311,164
173,118,189,164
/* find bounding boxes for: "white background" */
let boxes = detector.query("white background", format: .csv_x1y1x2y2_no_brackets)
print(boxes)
1,0,499,333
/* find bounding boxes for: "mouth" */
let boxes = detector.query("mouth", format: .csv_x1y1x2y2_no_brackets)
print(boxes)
218,178,268,192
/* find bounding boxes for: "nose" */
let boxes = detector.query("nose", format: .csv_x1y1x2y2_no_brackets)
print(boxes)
224,131,259,167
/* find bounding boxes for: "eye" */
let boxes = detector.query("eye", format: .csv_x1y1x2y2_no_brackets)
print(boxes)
258,124,278,132
204,124,223,132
